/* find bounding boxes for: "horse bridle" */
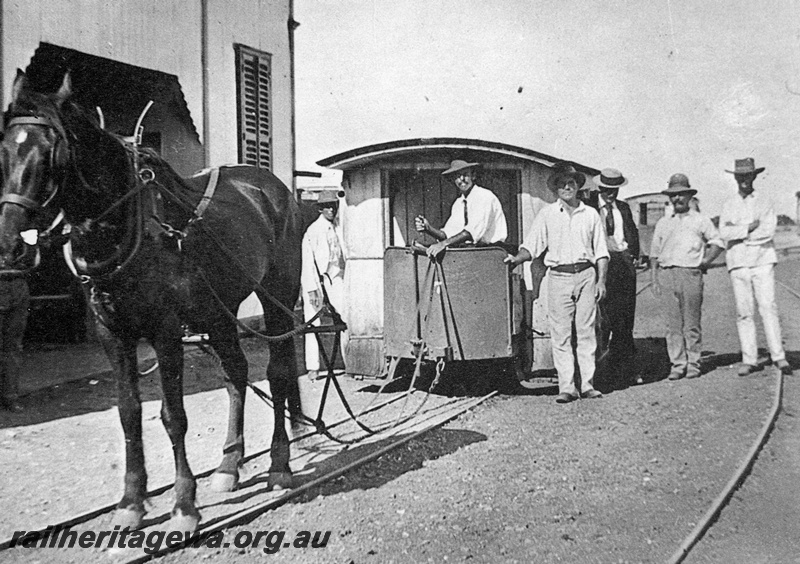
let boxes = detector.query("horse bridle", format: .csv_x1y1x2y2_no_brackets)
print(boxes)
0,115,67,211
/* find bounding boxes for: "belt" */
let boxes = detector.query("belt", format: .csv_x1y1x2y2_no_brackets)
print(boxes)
550,262,593,274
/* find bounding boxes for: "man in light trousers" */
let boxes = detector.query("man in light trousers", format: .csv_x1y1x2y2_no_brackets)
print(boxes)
719,158,792,376
505,161,608,403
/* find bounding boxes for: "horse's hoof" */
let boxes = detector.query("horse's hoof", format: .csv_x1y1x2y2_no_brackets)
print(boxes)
267,471,293,491
167,511,200,536
111,507,145,530
210,471,239,493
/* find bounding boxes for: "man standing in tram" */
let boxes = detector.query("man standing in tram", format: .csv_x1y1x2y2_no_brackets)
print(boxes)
414,159,508,257
505,162,609,403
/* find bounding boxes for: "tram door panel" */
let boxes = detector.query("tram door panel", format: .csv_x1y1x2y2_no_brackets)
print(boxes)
389,168,519,248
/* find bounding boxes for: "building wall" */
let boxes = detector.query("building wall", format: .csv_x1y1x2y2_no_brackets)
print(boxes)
1,0,294,187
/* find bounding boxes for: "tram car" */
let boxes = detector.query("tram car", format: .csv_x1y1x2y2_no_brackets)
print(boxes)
316,138,605,380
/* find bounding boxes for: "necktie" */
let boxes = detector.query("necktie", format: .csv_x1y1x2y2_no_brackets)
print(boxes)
463,199,469,226
605,204,615,236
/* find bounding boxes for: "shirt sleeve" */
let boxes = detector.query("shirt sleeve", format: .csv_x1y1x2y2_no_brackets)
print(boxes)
747,196,777,245
649,220,664,259
301,231,320,294
701,217,724,248
718,202,749,242
520,210,547,258
441,199,463,239
591,212,610,261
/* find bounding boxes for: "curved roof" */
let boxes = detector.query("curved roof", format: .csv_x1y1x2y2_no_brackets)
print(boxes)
317,137,600,175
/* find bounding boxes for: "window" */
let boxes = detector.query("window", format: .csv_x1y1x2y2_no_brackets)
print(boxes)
235,44,272,169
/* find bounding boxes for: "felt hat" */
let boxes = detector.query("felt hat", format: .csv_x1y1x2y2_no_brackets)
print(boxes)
441,159,480,176
594,168,628,190
316,189,344,204
725,157,764,176
547,161,586,191
662,173,697,196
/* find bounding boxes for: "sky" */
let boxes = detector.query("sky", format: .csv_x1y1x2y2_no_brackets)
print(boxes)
293,0,800,217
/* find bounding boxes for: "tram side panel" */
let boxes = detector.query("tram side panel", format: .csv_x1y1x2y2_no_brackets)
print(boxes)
384,247,513,362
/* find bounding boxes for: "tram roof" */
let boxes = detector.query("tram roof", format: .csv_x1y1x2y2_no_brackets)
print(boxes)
317,137,600,175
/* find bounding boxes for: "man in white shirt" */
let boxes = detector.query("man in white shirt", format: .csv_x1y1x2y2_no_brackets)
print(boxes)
301,190,348,380
650,174,724,381
505,162,609,403
718,158,792,376
414,160,507,258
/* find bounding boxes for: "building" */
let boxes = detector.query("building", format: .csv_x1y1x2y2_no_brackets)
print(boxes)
1,0,300,341
318,137,600,377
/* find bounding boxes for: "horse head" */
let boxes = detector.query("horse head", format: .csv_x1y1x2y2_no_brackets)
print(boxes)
0,70,74,271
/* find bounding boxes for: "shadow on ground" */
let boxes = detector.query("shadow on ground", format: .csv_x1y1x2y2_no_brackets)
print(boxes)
196,427,485,527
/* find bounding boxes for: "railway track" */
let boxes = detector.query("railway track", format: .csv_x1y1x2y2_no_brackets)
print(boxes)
1,371,497,563
666,264,799,563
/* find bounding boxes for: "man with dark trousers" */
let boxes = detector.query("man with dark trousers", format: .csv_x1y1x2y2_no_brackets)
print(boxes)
594,168,641,388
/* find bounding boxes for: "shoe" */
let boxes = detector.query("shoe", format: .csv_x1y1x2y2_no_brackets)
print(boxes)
737,364,761,377
668,370,685,381
306,370,320,381
581,389,603,399
555,392,578,404
776,360,793,376
686,370,701,379
633,376,644,386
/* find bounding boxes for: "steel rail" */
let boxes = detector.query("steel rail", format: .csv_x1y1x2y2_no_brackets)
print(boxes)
0,387,416,551
666,268,797,563
116,391,497,564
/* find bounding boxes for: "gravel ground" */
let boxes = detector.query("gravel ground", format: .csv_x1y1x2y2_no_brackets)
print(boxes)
156,358,776,564
2,264,798,564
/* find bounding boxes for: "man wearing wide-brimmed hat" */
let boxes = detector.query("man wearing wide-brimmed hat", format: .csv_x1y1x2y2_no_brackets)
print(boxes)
414,159,507,258
301,189,348,380
650,174,724,381
594,168,641,388
505,161,609,403
719,158,792,376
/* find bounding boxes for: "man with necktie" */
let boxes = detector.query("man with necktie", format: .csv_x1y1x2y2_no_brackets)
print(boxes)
595,168,641,388
414,160,508,258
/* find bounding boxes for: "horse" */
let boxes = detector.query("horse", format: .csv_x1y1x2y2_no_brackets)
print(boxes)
0,70,307,534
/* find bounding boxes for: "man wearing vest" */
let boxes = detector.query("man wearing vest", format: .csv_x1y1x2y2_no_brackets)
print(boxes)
595,168,641,388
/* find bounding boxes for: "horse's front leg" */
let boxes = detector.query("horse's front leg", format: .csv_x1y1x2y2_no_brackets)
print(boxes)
152,331,200,533
100,327,148,530
207,324,248,492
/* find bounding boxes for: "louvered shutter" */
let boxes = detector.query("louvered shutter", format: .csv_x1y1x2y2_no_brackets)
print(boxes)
236,45,272,169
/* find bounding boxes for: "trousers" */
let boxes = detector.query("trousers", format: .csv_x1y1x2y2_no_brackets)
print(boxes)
0,278,30,401
729,264,785,366
600,251,637,382
303,274,347,372
547,267,597,396
660,267,703,374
